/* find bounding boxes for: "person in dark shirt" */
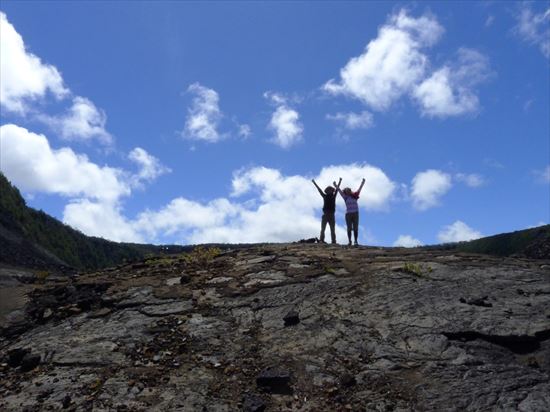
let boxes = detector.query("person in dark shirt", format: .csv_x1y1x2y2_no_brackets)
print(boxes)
312,177,342,244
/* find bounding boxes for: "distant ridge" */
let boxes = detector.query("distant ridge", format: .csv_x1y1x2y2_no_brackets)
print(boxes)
433,224,550,259
0,173,186,271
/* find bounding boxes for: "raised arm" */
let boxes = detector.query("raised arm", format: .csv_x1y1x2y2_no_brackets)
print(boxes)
311,179,324,196
356,178,366,195
334,177,342,196
333,178,344,197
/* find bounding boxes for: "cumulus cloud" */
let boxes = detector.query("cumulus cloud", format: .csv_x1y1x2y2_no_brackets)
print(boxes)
268,107,303,149
63,199,144,242
183,83,223,142
265,92,303,149
323,9,490,119
326,111,374,130
1,12,115,145
393,235,423,247
0,12,69,114
437,220,482,243
323,10,443,111
61,163,396,244
455,173,486,188
0,124,129,202
38,96,113,145
515,3,550,58
413,48,491,117
129,147,171,186
0,124,173,242
411,169,452,210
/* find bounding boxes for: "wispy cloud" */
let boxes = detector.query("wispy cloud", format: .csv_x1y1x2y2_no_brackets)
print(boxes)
534,165,550,184
455,173,486,188
238,124,252,139
326,111,374,130
514,3,550,58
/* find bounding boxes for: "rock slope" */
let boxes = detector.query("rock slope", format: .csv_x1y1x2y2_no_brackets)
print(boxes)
1,244,549,411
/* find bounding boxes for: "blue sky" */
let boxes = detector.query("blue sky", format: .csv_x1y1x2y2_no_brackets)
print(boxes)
1,1,548,246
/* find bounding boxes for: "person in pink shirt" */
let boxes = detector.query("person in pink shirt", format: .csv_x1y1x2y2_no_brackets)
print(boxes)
334,178,365,246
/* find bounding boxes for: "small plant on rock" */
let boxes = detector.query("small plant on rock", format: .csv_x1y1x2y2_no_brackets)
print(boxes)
402,262,433,278
35,270,49,283
183,247,221,268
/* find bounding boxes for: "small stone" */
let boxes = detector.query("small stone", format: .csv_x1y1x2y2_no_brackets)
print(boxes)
256,368,293,395
20,353,41,372
242,393,266,412
340,373,356,388
7,348,29,368
43,308,53,320
283,310,300,327
89,307,111,318
62,394,71,409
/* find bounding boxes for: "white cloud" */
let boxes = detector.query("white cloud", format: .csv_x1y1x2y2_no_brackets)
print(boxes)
411,169,452,210
393,235,423,247
183,83,223,142
323,9,491,120
485,15,495,28
238,124,252,139
63,199,144,243
61,163,396,244
455,173,486,188
268,106,303,149
326,111,374,130
0,124,129,202
0,12,69,114
264,91,304,149
39,96,113,145
413,48,490,117
323,9,443,111
263,91,288,105
129,147,171,186
534,165,550,183
0,124,172,242
515,4,550,58
437,220,482,243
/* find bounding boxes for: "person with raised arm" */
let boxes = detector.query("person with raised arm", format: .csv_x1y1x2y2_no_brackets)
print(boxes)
312,177,342,244
334,178,365,246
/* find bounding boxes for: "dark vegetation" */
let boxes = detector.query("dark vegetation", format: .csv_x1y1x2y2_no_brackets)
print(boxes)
431,224,550,259
0,173,186,271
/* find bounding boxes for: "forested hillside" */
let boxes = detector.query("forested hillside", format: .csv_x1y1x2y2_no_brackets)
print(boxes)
0,173,184,270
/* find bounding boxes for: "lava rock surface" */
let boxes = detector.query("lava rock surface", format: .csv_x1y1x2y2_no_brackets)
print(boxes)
1,244,549,411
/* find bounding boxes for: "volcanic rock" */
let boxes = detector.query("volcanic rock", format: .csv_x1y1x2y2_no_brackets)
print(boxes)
1,243,549,411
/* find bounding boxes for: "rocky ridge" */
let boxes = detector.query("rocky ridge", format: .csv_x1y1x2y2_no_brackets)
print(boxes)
1,244,549,411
